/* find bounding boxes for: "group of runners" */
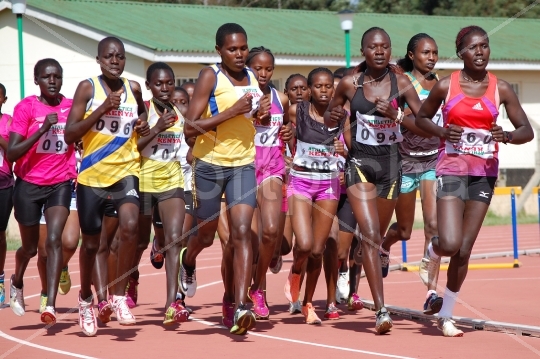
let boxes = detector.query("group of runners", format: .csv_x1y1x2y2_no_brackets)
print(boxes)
0,22,533,338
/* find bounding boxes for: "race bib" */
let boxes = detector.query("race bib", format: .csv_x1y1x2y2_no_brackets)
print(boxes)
37,124,69,154
445,127,496,159
141,132,183,162
355,112,402,145
235,86,263,118
293,140,342,172
419,94,443,126
254,114,282,147
91,104,137,138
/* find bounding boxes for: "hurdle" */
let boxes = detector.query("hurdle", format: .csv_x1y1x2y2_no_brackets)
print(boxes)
401,186,522,271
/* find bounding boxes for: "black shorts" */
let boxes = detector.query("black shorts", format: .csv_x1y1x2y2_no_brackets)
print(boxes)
193,159,257,220
436,175,497,205
0,186,14,231
337,194,356,233
77,175,139,235
345,153,401,200
13,179,71,227
140,187,184,216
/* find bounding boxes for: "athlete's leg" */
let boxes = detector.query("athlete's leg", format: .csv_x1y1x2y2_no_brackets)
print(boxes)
322,218,339,306
93,216,119,303
382,190,416,252
111,202,139,296
61,210,80,267
252,177,282,290
37,224,47,296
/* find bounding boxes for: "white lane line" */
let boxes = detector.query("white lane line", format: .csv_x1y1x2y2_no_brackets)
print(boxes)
381,277,540,285
0,332,99,359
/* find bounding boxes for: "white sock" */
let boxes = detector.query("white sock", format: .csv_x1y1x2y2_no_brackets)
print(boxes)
438,287,459,318
426,289,437,299
428,242,439,260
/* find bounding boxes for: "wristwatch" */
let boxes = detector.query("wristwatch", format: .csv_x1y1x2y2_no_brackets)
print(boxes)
503,131,513,144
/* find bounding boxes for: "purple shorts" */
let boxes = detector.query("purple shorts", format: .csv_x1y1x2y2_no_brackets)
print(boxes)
287,174,340,202
255,146,285,186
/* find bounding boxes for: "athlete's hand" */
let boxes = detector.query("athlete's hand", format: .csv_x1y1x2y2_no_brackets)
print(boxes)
339,172,345,187
375,97,398,120
41,113,58,133
134,118,150,137
101,87,124,113
231,93,253,117
329,105,347,123
279,124,293,143
255,94,272,124
155,109,177,133
284,155,293,170
442,124,463,143
490,122,505,142
334,137,345,156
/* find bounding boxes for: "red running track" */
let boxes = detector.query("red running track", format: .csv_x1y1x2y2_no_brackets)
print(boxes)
0,224,539,359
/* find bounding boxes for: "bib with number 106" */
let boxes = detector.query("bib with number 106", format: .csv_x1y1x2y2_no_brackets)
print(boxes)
445,127,496,159
235,86,263,118
355,112,403,146
37,124,69,154
254,114,282,147
293,140,342,172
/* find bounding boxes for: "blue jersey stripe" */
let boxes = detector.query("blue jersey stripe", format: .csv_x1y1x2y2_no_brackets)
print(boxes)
79,136,130,173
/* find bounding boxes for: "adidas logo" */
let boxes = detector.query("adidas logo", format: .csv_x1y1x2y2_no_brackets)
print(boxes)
472,102,483,111
126,189,139,198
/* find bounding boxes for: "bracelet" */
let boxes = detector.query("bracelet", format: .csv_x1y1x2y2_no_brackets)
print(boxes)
395,107,404,124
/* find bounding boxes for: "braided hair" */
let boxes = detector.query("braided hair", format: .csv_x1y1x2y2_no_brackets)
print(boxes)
396,33,435,73
246,46,275,67
456,26,488,56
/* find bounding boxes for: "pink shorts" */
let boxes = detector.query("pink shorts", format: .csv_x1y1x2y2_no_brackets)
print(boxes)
255,147,286,186
287,174,340,202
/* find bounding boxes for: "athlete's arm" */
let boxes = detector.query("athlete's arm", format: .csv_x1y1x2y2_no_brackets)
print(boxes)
288,103,297,126
342,115,351,150
130,80,150,136
184,68,252,139
324,75,350,123
396,75,432,138
278,92,293,142
0,137,7,152
496,79,534,144
416,78,461,141
65,80,117,144
7,108,58,162
137,109,177,152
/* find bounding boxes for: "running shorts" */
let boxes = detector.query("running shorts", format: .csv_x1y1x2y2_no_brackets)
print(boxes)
337,194,356,233
401,169,436,194
0,186,13,231
436,175,496,205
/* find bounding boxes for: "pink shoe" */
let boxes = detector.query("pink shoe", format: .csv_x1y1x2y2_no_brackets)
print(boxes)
222,296,235,329
347,293,364,311
284,267,301,303
97,299,113,324
112,295,136,325
125,277,138,309
78,292,97,336
163,300,190,325
248,288,269,319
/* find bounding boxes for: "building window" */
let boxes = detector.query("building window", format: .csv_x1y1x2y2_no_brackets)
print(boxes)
176,77,197,87
499,83,520,119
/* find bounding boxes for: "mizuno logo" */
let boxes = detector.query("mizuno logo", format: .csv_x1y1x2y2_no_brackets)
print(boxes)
126,189,139,198
472,102,483,111
479,191,490,198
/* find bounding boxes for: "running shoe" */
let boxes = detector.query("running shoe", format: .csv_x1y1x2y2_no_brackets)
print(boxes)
230,304,256,335
423,292,443,315
9,275,25,316
437,317,464,337
284,266,301,303
97,299,113,324
324,302,340,320
269,255,283,274
58,266,71,295
78,292,97,337
288,300,302,314
176,292,193,314
41,306,56,325
347,293,364,311
353,238,363,265
39,294,47,314
248,288,269,319
336,271,350,304
380,250,390,278
150,238,165,270
419,257,430,286
163,300,190,325
302,302,321,325
112,295,136,325
178,247,197,298
222,296,235,329
0,281,5,306
125,277,139,309
375,307,393,334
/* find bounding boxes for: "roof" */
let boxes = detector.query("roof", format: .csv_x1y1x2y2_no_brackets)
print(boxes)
7,0,540,63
